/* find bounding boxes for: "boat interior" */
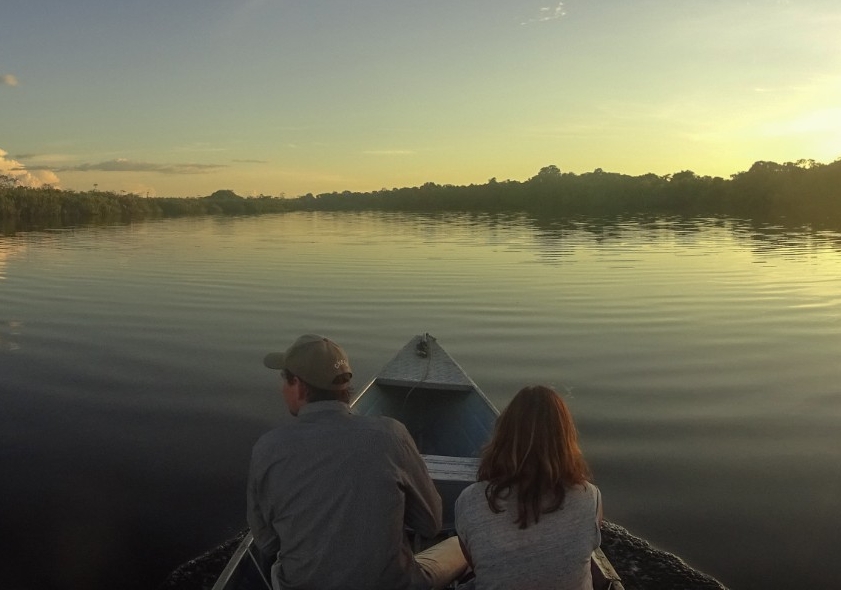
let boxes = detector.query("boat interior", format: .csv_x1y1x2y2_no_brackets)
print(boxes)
353,382,496,458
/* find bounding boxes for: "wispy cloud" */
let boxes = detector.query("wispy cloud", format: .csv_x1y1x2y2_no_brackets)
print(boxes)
0,148,60,187
1,74,19,87
174,141,230,153
51,158,226,175
232,158,269,164
362,150,415,156
13,152,77,164
522,2,566,25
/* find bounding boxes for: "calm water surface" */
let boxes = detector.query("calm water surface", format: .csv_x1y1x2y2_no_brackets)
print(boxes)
1,212,839,590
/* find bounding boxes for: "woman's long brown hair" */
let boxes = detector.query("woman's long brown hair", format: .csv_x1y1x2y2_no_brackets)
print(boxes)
477,385,591,529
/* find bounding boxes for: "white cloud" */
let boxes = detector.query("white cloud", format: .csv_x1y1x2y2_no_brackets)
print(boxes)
1,74,19,87
0,149,60,187
522,2,566,25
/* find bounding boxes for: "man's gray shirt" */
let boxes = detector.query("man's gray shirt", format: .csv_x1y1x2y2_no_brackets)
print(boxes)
247,401,442,590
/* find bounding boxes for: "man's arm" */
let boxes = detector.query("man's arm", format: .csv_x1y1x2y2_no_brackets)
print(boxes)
246,453,281,557
394,423,442,538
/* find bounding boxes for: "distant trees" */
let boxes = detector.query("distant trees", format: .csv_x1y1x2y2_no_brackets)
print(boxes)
281,159,840,225
0,183,291,233
2,158,840,233
532,165,562,180
726,159,841,222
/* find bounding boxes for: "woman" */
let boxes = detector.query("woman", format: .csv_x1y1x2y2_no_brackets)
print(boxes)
455,385,602,590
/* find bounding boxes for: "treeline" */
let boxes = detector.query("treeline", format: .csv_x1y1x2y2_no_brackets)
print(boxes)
2,158,840,233
0,186,293,232
295,159,841,225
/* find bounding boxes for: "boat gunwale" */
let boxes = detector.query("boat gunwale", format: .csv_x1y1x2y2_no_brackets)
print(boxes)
351,334,498,417
210,532,255,590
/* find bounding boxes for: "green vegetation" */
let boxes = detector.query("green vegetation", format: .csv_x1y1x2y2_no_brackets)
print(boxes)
0,183,293,234
2,158,840,234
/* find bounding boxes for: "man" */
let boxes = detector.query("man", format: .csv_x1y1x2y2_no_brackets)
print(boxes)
247,334,465,590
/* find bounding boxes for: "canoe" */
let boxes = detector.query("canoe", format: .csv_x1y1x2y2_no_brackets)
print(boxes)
212,334,623,590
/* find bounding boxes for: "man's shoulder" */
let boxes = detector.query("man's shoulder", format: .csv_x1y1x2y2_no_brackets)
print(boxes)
346,412,413,442
352,411,405,429
253,412,408,445
251,423,291,456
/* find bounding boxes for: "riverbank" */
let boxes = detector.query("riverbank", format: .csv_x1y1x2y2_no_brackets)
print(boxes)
160,521,728,590
4,157,841,235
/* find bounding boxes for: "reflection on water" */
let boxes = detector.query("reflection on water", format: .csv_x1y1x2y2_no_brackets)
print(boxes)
1,213,840,590
0,242,26,350
0,320,22,351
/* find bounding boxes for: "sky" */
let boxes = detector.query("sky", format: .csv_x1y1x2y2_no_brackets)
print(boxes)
2,0,840,198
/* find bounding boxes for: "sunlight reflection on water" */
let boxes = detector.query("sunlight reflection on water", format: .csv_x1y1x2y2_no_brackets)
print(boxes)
1,212,840,590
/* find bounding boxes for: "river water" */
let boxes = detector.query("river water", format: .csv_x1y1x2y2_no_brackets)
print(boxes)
1,212,839,590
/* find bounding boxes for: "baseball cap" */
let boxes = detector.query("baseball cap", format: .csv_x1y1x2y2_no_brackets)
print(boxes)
263,334,352,390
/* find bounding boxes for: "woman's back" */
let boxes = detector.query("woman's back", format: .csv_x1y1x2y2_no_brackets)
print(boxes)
455,480,601,590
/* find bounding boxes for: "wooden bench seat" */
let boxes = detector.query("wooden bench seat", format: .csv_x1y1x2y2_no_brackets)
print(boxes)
422,454,480,483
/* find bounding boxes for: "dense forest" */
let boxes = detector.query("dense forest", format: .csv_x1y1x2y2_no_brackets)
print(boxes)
2,158,840,234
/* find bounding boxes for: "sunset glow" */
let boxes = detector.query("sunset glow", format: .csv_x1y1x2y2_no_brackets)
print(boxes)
2,0,839,197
